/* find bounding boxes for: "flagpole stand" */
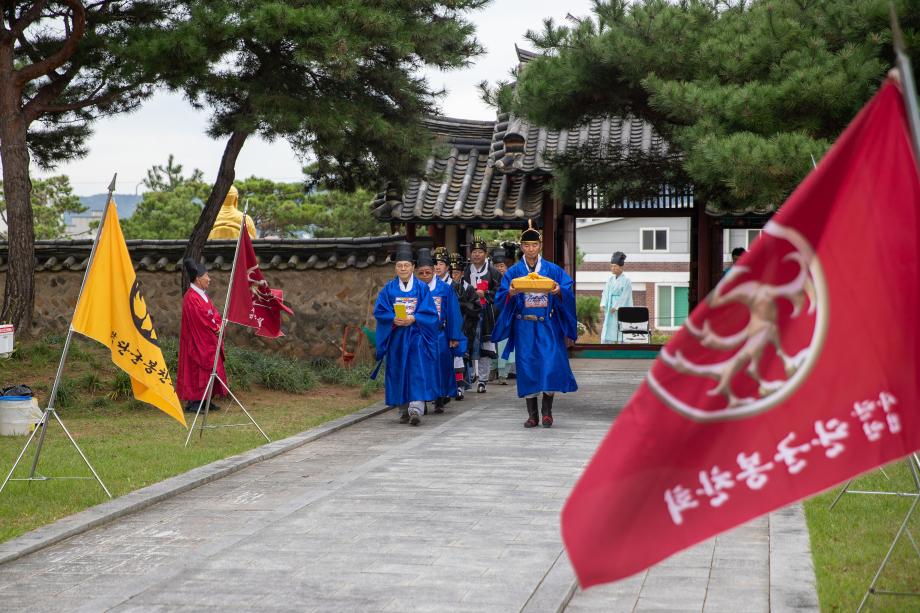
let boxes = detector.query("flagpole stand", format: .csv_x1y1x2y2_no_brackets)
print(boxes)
829,464,909,511
1,175,121,499
0,326,112,499
183,371,271,446
183,201,270,447
853,453,920,612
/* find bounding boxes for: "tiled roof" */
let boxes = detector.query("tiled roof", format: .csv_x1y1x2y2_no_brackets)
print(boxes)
0,236,407,273
372,65,672,225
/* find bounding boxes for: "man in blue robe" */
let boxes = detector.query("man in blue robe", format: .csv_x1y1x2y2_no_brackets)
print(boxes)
373,242,440,426
415,248,464,414
493,222,578,428
600,251,633,343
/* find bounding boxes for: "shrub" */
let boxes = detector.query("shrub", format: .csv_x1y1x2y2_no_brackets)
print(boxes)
80,372,105,394
108,370,132,401
576,296,601,335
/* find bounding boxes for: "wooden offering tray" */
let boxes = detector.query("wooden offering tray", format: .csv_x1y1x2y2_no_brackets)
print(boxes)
511,272,555,293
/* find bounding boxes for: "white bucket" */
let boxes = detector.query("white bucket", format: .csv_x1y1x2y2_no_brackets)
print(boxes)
0,396,41,436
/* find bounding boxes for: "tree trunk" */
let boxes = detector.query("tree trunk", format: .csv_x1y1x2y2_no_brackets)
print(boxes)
182,130,249,288
0,89,35,334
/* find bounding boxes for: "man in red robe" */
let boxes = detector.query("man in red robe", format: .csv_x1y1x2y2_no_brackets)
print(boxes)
176,258,227,412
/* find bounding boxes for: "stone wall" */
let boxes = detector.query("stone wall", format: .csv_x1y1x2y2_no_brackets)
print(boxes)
0,237,410,359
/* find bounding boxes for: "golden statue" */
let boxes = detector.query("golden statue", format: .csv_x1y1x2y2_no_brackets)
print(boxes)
208,185,256,240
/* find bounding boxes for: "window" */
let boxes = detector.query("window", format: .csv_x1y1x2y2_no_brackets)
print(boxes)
656,284,689,329
745,229,762,249
640,228,669,252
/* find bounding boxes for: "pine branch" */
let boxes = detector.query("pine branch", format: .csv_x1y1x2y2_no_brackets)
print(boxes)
13,0,85,86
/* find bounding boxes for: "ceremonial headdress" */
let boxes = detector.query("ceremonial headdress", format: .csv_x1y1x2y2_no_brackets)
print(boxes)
393,242,415,264
611,251,627,266
183,257,207,281
491,247,507,264
520,219,542,243
470,237,488,252
416,247,435,268
433,247,451,265
449,253,464,271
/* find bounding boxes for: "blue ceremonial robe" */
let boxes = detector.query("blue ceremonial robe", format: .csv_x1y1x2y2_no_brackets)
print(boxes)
493,257,578,398
428,277,464,398
373,276,440,406
600,273,633,343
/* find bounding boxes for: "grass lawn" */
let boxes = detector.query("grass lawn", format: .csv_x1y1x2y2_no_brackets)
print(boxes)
0,335,383,544
805,458,920,612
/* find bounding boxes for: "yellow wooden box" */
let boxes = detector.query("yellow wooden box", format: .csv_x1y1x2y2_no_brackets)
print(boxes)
511,273,555,293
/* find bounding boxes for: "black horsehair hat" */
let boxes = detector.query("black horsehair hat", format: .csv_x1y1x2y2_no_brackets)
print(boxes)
393,242,414,263
520,218,542,243
416,248,435,268
183,257,207,281
611,251,627,266
491,247,507,264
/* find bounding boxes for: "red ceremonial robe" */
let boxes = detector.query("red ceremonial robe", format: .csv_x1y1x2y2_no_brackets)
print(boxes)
176,288,227,401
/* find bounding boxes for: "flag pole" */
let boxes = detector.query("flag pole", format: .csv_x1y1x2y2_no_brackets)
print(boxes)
184,200,270,445
891,5,920,170
0,175,118,499
850,9,920,611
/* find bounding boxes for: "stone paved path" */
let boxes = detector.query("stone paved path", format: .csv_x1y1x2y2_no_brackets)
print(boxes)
0,359,817,612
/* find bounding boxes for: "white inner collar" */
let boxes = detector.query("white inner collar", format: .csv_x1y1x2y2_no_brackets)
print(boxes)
190,283,209,302
399,276,414,292
525,255,542,274
427,277,437,291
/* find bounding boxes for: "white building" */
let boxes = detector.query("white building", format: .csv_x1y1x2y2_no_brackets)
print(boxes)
576,217,760,331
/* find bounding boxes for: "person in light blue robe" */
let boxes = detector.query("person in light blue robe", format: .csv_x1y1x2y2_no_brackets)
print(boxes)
416,248,464,413
493,223,578,428
372,243,440,426
600,251,633,343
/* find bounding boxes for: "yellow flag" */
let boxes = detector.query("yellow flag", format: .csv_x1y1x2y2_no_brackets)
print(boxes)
72,200,186,427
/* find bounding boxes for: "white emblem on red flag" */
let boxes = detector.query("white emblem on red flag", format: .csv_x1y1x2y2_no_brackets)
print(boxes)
647,221,829,422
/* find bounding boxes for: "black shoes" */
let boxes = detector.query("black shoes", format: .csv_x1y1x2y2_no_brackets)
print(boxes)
477,382,486,394
541,394,554,428
524,397,539,428
409,414,420,426
399,412,410,424
456,387,465,401
184,401,220,413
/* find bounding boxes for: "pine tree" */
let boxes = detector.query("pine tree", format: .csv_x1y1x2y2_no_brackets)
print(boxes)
0,1,196,331
510,0,920,214
147,0,488,282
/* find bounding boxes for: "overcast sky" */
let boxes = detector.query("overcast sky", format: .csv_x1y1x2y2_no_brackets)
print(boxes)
31,1,596,196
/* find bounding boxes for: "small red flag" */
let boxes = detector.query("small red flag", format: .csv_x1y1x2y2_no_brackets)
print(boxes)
226,228,293,338
562,79,920,587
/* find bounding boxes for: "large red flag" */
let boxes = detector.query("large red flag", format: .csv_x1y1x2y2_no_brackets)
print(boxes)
563,79,920,587
226,229,293,338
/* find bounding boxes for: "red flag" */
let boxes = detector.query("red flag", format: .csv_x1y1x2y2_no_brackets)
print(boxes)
226,228,293,338
563,79,920,587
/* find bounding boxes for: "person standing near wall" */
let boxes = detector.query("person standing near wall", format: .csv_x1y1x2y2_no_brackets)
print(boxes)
372,243,439,426
600,251,633,343
462,238,502,393
176,258,227,413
